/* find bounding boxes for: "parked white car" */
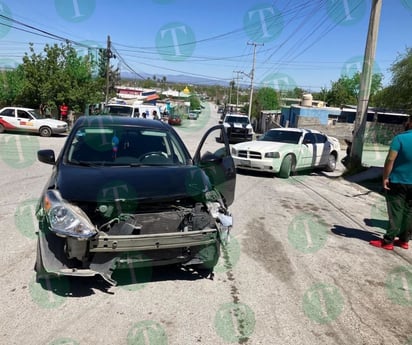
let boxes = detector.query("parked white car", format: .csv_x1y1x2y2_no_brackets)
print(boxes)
0,107,68,137
231,127,341,178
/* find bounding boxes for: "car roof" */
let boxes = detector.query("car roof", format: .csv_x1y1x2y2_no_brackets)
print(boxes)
1,106,35,111
225,113,248,117
106,104,133,107
74,115,169,130
269,127,322,134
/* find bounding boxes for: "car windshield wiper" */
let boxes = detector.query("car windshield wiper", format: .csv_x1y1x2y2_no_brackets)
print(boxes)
70,160,104,167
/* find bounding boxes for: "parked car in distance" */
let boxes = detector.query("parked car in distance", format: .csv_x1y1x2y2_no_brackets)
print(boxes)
103,104,162,120
188,112,199,120
35,115,236,286
219,113,254,143
0,107,68,137
231,127,341,178
168,114,182,126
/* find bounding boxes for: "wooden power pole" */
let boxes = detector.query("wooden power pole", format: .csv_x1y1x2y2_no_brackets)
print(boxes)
350,0,382,169
105,35,112,105
247,42,263,119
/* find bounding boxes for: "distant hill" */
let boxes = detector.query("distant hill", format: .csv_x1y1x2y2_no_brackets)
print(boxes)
121,71,247,87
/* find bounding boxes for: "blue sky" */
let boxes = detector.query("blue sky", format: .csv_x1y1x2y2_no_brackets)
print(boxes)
0,0,411,92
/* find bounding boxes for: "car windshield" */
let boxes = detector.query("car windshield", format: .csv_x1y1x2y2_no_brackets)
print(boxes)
225,116,249,124
102,105,133,116
66,125,189,166
259,130,302,144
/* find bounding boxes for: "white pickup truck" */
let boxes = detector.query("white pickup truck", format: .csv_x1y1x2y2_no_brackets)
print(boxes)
219,113,254,143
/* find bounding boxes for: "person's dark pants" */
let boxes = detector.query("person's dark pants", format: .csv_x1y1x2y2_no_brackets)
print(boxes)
384,182,412,243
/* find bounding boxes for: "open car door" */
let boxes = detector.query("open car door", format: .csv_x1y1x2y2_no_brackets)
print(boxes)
193,125,236,207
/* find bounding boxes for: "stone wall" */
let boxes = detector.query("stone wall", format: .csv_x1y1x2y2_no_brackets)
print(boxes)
296,116,403,145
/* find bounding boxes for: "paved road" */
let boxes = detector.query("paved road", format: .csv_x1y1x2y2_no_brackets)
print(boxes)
1,104,411,345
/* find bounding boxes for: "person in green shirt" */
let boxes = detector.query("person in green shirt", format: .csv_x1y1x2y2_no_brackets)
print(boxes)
370,115,412,250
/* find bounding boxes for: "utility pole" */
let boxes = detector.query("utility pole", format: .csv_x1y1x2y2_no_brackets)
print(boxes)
350,0,382,169
247,42,263,119
105,35,113,105
233,70,243,111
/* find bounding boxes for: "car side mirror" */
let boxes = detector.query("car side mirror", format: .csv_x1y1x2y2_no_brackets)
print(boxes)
38,149,56,165
218,120,223,124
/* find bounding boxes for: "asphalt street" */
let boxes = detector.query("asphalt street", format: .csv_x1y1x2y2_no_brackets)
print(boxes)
0,104,411,345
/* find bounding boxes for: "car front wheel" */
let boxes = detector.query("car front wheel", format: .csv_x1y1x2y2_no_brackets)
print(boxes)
0,123,4,133
39,126,52,137
279,154,293,178
325,153,337,172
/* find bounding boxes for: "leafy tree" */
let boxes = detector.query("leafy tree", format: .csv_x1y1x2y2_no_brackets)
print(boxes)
0,66,25,107
283,87,306,99
325,72,382,107
18,42,104,113
141,77,157,89
189,95,201,110
374,48,412,112
249,87,279,118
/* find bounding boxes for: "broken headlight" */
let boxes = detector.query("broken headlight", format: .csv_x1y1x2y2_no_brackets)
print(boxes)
208,202,232,246
43,190,97,238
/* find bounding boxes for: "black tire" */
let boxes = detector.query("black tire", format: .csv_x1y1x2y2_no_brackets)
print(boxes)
0,123,4,133
325,153,337,172
279,154,293,178
39,126,52,137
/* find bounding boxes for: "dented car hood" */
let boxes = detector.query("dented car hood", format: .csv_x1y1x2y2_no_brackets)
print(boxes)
54,164,212,203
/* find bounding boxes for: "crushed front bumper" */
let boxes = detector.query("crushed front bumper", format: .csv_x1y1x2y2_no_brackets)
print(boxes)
37,228,221,286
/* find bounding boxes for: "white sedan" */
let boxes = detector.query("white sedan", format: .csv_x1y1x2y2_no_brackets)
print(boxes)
0,107,68,137
231,127,341,178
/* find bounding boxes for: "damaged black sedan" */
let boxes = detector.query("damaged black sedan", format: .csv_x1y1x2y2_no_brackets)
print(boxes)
35,115,236,285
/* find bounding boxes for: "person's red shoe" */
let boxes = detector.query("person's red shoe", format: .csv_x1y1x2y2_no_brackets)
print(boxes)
394,240,409,249
370,239,394,250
